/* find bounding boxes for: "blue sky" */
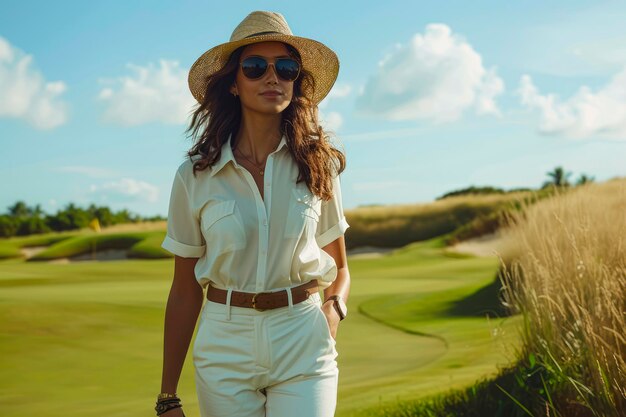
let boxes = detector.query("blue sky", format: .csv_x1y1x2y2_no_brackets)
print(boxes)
1,0,625,217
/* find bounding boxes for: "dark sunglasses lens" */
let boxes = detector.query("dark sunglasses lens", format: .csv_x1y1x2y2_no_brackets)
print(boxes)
275,59,300,81
241,57,268,79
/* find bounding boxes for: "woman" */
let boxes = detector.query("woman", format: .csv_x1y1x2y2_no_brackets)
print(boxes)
156,11,351,417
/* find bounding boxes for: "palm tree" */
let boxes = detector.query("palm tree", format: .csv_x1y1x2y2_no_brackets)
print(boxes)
543,166,572,188
576,173,595,185
32,204,45,218
8,201,31,218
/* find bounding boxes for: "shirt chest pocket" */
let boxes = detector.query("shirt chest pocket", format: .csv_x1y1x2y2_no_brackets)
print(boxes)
200,200,247,254
284,188,321,239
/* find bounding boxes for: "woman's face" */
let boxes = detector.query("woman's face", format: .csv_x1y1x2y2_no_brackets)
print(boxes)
231,41,297,116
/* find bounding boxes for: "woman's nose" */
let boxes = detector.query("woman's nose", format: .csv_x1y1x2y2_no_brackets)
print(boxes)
265,64,279,84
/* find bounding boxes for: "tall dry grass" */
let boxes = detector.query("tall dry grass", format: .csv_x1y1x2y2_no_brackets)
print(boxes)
498,178,626,416
345,191,533,249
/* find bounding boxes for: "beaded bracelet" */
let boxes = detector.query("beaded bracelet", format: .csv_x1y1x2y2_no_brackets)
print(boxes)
155,398,184,416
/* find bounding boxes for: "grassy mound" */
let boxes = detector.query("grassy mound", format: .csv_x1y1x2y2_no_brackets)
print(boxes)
27,231,170,261
344,191,534,249
0,231,80,260
127,232,173,259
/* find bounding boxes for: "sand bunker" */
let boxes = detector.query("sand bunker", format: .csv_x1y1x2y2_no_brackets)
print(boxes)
447,232,511,257
21,247,128,263
347,246,394,259
68,249,128,262
20,246,48,258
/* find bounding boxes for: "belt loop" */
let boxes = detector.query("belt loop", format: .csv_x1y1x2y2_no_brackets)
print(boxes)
225,289,233,321
286,287,294,316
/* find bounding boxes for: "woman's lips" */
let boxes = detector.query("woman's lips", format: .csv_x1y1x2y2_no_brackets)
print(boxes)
260,91,282,97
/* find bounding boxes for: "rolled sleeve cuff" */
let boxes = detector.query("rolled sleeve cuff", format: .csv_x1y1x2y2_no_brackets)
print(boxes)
161,235,205,258
316,217,350,248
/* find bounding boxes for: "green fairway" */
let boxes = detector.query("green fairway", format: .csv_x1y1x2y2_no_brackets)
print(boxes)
0,238,521,417
335,240,522,416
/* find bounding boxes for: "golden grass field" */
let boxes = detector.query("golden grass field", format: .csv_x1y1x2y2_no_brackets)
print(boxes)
498,178,626,415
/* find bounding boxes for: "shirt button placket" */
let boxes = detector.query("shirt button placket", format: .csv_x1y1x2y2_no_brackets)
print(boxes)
256,155,273,292
261,220,268,255
256,209,267,292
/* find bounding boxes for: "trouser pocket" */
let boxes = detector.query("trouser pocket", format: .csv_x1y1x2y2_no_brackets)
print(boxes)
313,303,337,346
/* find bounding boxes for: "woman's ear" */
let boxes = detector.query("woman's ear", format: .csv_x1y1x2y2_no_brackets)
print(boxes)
230,84,238,96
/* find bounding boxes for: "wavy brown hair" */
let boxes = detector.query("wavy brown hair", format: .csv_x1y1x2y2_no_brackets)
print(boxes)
184,42,346,202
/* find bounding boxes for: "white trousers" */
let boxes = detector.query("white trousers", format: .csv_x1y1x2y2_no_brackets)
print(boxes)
192,285,339,417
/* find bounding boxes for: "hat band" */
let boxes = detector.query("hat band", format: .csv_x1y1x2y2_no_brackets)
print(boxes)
244,31,284,38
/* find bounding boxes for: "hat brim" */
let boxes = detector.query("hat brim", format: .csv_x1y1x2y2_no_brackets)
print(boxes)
188,33,339,105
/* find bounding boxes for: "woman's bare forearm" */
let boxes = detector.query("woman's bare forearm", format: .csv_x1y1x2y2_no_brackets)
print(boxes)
160,278,204,393
321,236,350,302
323,266,350,302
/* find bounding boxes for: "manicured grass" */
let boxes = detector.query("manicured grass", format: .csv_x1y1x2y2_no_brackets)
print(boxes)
0,230,79,259
0,237,520,417
0,228,170,261
336,239,521,416
28,231,171,261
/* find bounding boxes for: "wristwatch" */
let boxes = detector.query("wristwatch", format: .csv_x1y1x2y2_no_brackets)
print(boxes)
325,295,347,321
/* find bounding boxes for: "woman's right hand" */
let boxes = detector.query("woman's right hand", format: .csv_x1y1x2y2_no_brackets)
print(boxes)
159,407,185,417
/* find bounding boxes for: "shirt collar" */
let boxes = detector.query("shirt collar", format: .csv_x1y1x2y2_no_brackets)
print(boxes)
209,133,288,177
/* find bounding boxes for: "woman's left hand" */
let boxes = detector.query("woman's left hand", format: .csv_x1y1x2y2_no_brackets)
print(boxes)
320,301,341,340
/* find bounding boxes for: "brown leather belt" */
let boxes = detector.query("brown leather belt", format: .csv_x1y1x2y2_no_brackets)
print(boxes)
206,279,319,311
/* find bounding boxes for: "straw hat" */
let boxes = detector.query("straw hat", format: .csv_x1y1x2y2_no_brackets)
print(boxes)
188,10,339,105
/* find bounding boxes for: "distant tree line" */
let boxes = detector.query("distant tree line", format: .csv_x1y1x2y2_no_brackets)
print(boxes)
437,185,531,200
437,166,595,200
541,166,594,188
1,166,599,237
0,202,165,238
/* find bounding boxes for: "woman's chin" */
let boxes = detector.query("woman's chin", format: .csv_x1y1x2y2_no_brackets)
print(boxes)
246,102,291,116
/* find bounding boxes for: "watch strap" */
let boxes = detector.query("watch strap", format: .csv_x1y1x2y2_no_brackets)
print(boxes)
325,295,346,320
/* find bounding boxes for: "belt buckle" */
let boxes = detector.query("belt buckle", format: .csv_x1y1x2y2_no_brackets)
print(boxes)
251,291,272,311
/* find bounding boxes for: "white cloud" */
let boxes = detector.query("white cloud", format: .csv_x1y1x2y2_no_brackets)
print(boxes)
97,59,196,126
328,84,351,99
518,66,626,140
356,24,504,123
90,178,159,203
319,83,352,109
318,84,350,131
0,36,69,129
320,111,343,131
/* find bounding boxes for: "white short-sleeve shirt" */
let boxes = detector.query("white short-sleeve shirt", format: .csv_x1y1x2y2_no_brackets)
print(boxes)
161,133,350,292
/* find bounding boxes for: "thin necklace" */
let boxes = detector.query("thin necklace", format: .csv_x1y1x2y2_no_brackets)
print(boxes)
234,147,266,176
234,138,281,176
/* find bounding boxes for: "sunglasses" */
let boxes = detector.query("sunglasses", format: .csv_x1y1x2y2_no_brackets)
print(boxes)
240,56,301,82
